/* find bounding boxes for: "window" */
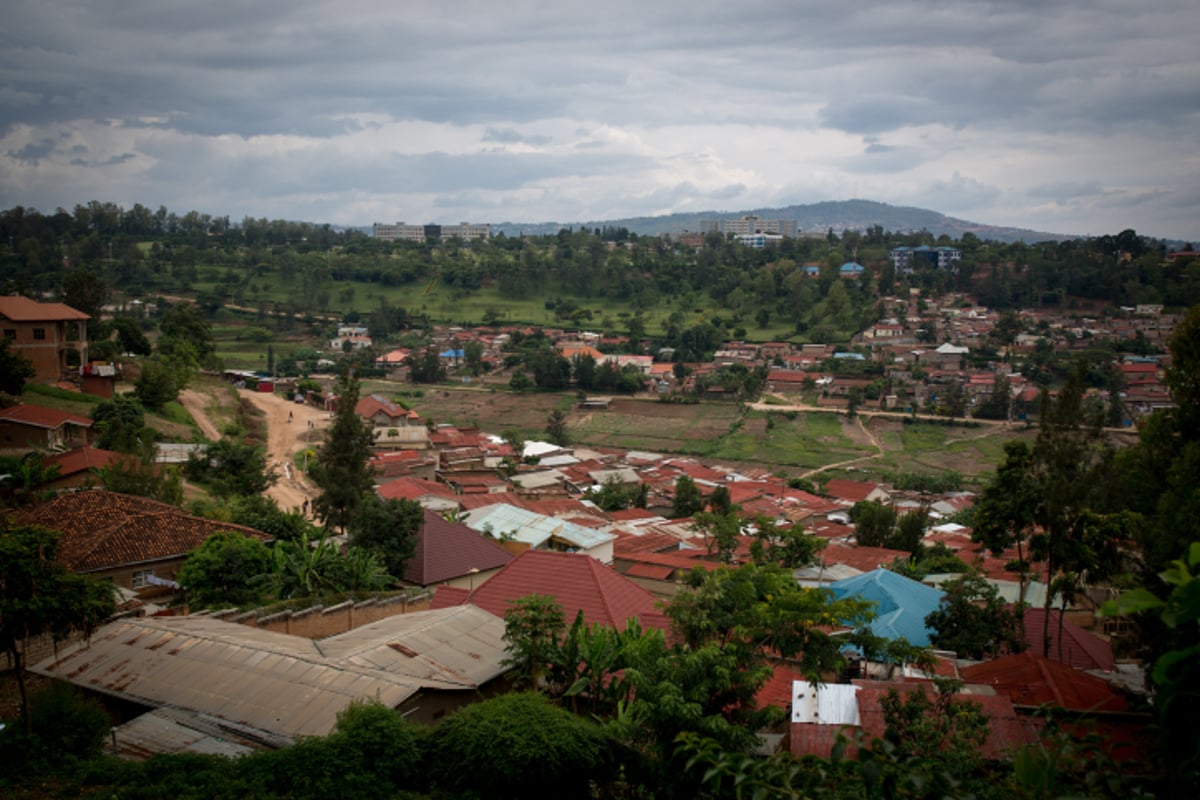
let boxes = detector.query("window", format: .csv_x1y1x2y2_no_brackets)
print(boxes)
2,329,14,339
132,569,155,589
32,328,46,340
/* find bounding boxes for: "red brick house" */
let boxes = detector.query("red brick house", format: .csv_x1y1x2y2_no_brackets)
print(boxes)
0,296,89,384
0,403,93,454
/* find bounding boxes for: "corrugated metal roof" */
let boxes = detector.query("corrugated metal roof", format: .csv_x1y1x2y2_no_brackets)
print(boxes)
464,503,615,550
316,605,508,689
114,708,260,760
33,616,421,740
830,569,944,647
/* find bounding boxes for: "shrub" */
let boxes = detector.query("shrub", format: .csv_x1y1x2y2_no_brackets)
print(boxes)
425,692,616,799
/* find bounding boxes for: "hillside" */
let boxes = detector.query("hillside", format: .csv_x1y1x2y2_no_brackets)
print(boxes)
490,198,1068,243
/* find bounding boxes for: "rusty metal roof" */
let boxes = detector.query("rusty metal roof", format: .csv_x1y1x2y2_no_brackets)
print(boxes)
315,604,508,689
33,616,421,740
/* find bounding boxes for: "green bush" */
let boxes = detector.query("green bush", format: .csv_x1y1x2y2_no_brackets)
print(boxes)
424,692,616,799
29,681,112,762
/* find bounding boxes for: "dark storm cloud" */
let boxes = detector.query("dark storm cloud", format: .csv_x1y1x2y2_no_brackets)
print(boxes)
0,0,1197,237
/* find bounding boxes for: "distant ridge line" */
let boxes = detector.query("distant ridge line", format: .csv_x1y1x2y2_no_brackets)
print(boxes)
488,198,1070,244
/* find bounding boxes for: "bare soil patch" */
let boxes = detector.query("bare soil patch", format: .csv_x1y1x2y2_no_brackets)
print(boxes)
239,389,330,513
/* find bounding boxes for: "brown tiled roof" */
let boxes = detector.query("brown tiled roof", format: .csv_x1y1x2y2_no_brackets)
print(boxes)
13,490,271,573
0,295,89,321
42,445,124,477
0,404,93,429
403,509,512,586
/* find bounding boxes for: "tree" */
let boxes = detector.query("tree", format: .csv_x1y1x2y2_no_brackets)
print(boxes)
502,594,567,689
310,370,375,531
545,408,570,446
693,508,742,564
852,499,897,548
158,301,215,361
972,440,1038,607
0,337,35,395
346,495,422,577
973,372,1011,420
133,356,182,408
0,522,116,734
92,393,146,451
177,530,273,608
60,269,109,339
926,573,1026,660
671,474,703,519
1103,541,1200,796
111,317,152,356
425,692,616,799
463,339,485,376
186,438,277,499
749,516,823,568
407,346,445,384
96,455,183,505
662,563,877,742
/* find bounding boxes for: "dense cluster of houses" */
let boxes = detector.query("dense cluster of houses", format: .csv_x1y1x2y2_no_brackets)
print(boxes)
363,294,1178,422
11,381,1146,768
2,291,1161,771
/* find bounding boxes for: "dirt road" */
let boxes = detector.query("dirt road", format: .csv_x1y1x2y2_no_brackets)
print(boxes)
239,389,330,513
178,389,224,440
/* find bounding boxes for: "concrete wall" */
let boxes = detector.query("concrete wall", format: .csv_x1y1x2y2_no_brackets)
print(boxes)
210,593,432,638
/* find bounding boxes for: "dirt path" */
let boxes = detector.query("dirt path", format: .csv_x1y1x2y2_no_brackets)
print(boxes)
178,389,224,440
239,389,330,514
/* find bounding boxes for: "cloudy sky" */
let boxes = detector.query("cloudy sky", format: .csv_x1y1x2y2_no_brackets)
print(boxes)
2,1,1198,239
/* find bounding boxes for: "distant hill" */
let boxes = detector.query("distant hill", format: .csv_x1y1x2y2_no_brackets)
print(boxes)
490,199,1070,244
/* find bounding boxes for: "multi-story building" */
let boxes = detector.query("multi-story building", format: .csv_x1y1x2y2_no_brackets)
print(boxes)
0,296,89,384
373,221,490,242
700,216,799,239
888,246,962,273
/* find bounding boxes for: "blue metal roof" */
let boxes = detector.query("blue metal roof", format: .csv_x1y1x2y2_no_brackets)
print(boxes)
829,569,944,647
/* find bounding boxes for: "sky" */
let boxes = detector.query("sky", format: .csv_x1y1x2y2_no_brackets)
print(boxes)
2,1,1198,240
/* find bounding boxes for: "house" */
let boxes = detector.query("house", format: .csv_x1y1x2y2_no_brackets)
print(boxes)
33,605,511,753
0,403,93,454
461,502,616,564
356,393,421,427
0,295,90,384
823,478,890,506
432,549,668,632
790,679,1038,761
828,569,945,647
1022,608,1116,671
40,445,127,490
401,509,513,590
12,489,272,590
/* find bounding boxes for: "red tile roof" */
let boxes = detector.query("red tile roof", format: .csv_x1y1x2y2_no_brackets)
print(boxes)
1022,608,1116,671
961,652,1127,712
792,680,1039,762
822,478,880,503
613,530,687,556
403,509,513,586
13,490,270,573
0,295,89,321
42,445,124,476
819,542,909,572
376,476,456,502
0,403,93,429
435,549,665,631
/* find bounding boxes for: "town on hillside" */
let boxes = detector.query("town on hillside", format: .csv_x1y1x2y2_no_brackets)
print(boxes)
1,215,1197,796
